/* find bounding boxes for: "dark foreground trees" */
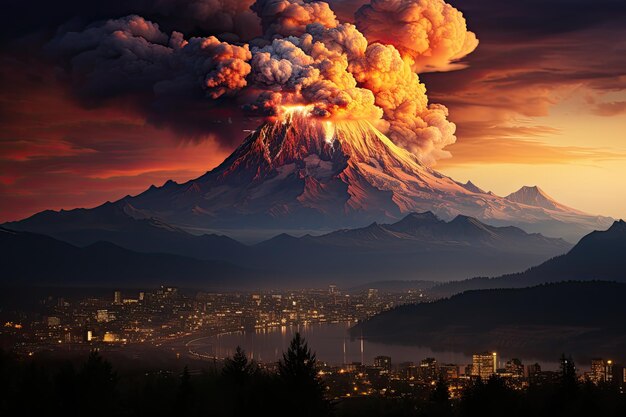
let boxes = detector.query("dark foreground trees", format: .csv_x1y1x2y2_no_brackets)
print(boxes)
1,345,626,417
0,333,331,417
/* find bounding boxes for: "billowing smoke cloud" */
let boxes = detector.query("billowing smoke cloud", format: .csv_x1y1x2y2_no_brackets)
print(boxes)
251,0,339,38
350,41,457,161
355,0,478,72
305,22,456,161
247,24,382,120
45,0,478,163
46,15,253,142
48,15,252,100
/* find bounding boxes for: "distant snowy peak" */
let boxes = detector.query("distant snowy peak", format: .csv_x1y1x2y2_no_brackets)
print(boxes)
504,185,579,213
459,180,486,194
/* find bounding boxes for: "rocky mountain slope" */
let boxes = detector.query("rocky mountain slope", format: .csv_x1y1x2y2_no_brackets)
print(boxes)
5,110,611,242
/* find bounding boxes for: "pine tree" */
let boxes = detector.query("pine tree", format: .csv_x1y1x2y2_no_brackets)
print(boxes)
221,346,256,417
222,346,254,385
278,333,330,417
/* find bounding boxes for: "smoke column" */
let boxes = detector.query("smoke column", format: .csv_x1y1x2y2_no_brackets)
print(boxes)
47,0,478,163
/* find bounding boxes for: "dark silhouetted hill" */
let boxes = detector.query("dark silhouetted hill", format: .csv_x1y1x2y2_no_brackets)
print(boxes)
0,227,259,288
4,210,571,285
353,281,626,360
431,220,626,296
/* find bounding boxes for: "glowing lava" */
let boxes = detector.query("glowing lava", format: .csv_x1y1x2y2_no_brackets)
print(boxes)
277,104,337,145
280,104,314,118
323,120,335,144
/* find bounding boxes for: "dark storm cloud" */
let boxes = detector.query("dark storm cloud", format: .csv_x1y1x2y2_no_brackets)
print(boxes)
29,1,479,162
1,0,260,43
448,0,626,38
42,14,256,145
1,0,265,145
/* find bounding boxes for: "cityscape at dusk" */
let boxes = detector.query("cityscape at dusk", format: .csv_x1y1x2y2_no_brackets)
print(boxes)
1,0,625,416
3,285,624,400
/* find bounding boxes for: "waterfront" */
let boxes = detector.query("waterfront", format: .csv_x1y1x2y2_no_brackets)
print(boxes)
189,322,471,365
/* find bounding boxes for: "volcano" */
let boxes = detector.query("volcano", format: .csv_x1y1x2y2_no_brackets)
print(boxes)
7,109,611,241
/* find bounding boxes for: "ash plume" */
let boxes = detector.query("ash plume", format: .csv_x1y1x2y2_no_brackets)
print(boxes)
45,0,478,163
251,0,339,38
355,0,479,72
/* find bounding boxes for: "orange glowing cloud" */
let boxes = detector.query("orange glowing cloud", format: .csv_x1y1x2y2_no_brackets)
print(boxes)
41,1,473,164
355,0,479,72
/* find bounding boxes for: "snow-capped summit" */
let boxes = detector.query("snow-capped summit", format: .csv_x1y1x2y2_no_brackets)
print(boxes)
6,112,613,241
505,185,579,213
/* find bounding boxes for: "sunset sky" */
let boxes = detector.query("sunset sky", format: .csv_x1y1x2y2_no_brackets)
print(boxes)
1,0,625,223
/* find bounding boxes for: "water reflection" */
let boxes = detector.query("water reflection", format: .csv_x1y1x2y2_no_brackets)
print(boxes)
188,322,474,366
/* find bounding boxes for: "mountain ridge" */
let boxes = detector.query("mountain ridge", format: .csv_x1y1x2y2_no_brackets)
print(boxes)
1,211,572,286
430,218,626,296
4,113,612,242
0,227,259,288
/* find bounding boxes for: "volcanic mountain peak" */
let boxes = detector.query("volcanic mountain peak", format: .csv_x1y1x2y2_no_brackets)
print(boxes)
5,112,613,242
211,112,431,185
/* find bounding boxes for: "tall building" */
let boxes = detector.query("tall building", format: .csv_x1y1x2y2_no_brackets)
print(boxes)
590,359,613,384
472,352,497,380
398,362,417,379
374,356,391,372
114,290,122,304
505,358,524,378
440,363,460,381
420,357,439,381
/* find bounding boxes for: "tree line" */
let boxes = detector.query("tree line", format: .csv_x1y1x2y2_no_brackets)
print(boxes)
1,334,625,417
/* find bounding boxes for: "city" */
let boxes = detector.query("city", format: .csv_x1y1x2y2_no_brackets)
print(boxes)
2,285,624,402
1,285,426,353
